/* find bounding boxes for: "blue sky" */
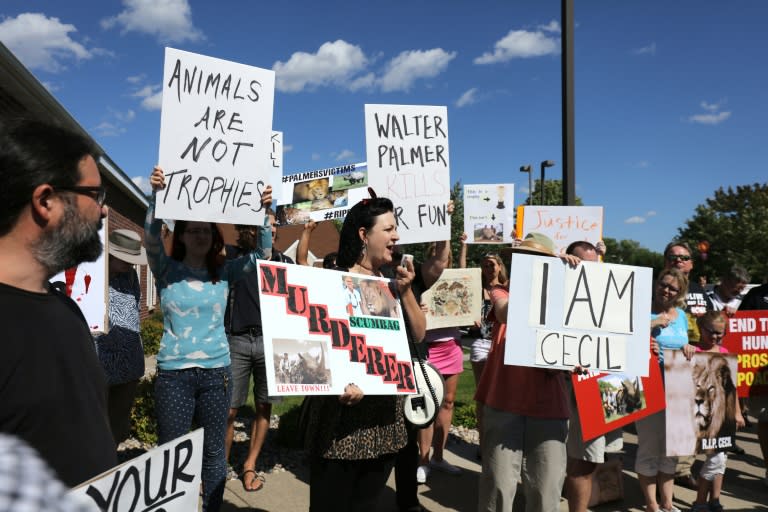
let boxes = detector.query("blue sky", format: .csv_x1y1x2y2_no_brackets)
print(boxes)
1,0,766,253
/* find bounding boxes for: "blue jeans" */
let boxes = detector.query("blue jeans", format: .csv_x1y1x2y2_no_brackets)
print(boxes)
155,366,232,512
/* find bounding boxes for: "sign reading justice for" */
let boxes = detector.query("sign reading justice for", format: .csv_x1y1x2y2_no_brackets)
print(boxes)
505,255,652,376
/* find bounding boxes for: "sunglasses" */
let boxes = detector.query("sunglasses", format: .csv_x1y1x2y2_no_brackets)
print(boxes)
667,254,692,262
658,282,680,293
55,185,107,207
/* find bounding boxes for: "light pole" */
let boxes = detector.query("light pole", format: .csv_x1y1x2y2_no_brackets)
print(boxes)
519,165,532,204
540,160,555,205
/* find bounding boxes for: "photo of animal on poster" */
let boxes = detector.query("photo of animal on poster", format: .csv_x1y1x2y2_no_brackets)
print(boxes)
664,350,739,456
272,338,332,389
342,274,399,318
598,373,646,422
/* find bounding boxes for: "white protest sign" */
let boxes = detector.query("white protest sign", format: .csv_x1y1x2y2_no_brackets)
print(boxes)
157,47,275,224
365,104,451,244
422,268,482,330
70,429,203,511
516,206,603,256
51,225,108,333
505,255,652,376
276,163,369,224
258,261,416,395
463,184,516,244
270,130,283,201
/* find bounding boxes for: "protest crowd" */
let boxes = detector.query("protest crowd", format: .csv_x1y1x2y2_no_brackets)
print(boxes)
2,117,768,511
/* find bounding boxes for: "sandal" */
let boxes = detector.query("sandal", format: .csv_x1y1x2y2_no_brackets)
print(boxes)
240,469,265,492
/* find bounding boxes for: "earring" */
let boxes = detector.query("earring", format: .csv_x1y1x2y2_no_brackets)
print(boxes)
361,241,367,255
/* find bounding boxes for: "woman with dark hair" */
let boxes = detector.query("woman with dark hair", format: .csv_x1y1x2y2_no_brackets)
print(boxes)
145,167,272,512
303,193,426,512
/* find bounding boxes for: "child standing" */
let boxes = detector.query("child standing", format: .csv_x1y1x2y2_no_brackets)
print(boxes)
690,311,745,512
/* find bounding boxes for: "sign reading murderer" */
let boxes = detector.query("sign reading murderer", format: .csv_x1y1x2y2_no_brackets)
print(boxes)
571,353,665,441
157,47,275,224
664,350,739,456
421,268,482,330
257,262,415,396
364,104,451,245
50,224,108,333
276,163,369,224
463,184,516,244
721,311,768,397
516,206,603,256
70,429,203,511
504,254,652,376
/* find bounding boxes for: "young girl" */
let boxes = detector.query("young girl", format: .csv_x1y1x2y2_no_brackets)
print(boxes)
690,311,745,512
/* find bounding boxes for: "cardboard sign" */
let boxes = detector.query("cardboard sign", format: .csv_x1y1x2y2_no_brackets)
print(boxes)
50,225,108,333
270,130,283,201
70,429,203,511
276,163,369,224
463,184,516,244
721,311,768,397
516,206,603,256
664,350,739,456
422,268,482,330
258,262,415,395
364,104,451,244
572,354,664,441
157,47,275,224
504,255,652,376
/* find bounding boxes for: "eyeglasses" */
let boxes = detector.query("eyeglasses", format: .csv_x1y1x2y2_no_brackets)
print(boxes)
701,325,725,337
185,228,212,236
666,254,692,262
658,282,680,293
55,185,106,206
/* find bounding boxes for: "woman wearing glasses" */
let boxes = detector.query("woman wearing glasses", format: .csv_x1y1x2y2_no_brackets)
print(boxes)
636,268,696,512
146,167,272,512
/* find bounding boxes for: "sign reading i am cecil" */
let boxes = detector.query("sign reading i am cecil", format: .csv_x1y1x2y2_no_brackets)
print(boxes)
364,104,451,245
157,47,275,224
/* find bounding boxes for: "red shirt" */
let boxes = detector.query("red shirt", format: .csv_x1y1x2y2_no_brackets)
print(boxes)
474,287,569,419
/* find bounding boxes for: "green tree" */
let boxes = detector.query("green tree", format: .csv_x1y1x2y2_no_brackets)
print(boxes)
526,179,583,206
676,183,768,283
602,238,664,275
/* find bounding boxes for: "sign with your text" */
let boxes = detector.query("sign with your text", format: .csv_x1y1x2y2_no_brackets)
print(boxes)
722,311,768,397
505,255,652,376
157,47,275,224
258,262,415,396
463,183,516,244
70,429,203,512
365,104,451,245
516,206,603,256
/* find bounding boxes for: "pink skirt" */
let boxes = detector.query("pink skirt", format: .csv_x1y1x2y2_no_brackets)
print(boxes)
427,338,464,376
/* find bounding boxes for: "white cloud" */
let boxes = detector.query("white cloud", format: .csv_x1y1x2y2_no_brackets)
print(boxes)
379,48,456,92
538,20,561,33
132,84,162,110
633,160,650,169
633,42,656,56
311,153,321,161
93,108,136,137
126,73,145,84
101,0,203,44
94,121,124,137
335,149,355,162
273,40,369,93
689,111,731,125
132,175,152,194
41,81,60,92
625,216,646,224
474,27,559,64
646,210,657,217
701,100,723,112
0,13,98,72
283,144,294,153
456,87,478,108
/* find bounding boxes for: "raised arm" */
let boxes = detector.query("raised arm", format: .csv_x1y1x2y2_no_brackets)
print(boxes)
395,259,426,342
297,220,317,266
458,232,468,269
144,166,171,277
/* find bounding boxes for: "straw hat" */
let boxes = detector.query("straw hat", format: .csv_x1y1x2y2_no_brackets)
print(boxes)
501,232,556,257
108,229,147,265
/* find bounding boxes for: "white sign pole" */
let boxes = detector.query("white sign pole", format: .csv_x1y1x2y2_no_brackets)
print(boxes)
364,104,451,244
157,47,275,224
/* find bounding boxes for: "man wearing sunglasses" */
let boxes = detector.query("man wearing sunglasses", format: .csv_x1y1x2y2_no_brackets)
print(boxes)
0,119,116,487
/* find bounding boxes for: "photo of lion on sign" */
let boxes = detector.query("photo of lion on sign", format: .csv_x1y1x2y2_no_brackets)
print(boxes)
664,350,738,455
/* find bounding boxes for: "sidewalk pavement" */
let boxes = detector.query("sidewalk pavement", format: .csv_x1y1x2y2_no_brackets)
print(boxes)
222,425,768,512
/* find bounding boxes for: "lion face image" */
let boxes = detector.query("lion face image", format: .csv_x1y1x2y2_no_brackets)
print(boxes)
691,355,737,441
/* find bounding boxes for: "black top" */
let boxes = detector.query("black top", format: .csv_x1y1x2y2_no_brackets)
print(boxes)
225,247,294,334
685,281,714,316
0,282,117,487
739,283,768,311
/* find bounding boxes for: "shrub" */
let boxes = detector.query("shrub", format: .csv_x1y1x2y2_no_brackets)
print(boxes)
453,402,477,429
130,375,158,445
140,310,163,356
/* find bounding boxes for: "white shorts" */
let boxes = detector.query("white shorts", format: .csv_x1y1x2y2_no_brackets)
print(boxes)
470,338,492,363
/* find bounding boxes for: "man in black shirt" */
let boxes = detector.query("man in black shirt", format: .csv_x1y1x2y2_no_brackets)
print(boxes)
0,119,117,487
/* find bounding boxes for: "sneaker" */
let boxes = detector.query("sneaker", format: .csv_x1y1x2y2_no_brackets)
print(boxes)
707,499,723,512
660,507,681,512
429,457,462,475
416,465,430,484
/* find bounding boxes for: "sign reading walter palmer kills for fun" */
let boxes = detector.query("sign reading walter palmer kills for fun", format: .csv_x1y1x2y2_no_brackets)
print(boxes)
257,261,415,396
157,48,275,225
